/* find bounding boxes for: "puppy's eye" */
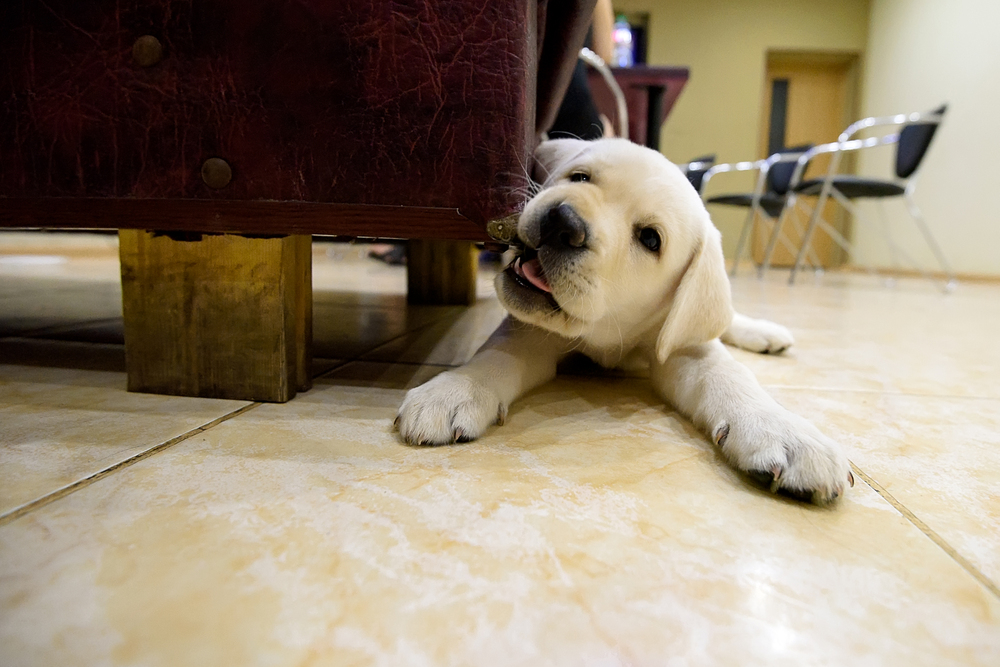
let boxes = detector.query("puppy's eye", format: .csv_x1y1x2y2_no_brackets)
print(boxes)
568,171,590,183
638,227,661,253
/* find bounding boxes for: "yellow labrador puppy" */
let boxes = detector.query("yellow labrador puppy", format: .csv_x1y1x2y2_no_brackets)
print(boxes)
396,138,853,503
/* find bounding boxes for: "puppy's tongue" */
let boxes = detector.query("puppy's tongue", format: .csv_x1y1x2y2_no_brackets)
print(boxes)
519,257,551,293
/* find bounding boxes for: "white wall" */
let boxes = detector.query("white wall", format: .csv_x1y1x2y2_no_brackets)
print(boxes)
856,0,1000,277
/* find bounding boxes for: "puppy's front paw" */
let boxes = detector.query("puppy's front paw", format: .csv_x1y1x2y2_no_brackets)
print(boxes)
713,407,852,504
722,316,795,354
395,372,506,446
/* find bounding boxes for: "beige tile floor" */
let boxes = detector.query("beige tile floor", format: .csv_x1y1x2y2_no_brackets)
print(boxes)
1,233,998,666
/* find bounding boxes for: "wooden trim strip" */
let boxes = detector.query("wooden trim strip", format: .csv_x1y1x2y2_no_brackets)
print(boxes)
0,198,491,241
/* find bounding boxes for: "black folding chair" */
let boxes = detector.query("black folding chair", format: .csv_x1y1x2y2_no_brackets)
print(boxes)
761,105,953,288
699,146,821,276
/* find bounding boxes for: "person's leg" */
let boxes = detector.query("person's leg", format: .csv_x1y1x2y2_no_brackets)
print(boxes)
548,61,605,141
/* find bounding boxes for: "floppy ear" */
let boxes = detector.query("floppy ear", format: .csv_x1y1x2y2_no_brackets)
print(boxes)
655,227,734,363
533,138,590,183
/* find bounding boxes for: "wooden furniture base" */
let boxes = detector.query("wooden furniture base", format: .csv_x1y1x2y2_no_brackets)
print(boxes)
119,231,312,402
406,240,478,306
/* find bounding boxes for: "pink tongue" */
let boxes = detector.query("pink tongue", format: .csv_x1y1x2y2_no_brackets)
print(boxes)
520,257,552,293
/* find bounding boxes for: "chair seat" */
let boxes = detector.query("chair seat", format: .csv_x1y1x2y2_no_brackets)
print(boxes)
707,193,787,218
795,176,906,198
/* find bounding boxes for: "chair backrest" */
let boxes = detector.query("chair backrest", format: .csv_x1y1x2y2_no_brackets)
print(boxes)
768,145,813,195
684,154,715,192
895,104,947,179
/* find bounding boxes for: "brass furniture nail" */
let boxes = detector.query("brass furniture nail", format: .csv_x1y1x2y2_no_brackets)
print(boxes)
132,35,163,67
201,158,233,189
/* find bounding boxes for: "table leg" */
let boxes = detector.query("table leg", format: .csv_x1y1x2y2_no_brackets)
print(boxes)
119,231,312,402
406,240,477,306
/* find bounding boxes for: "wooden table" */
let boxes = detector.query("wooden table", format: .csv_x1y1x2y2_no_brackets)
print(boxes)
588,66,690,150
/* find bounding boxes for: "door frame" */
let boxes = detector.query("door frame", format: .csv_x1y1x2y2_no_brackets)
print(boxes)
756,49,862,267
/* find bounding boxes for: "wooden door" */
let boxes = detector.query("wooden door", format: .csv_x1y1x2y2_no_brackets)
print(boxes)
755,52,860,267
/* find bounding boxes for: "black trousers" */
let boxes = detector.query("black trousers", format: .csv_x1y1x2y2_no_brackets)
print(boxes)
548,61,604,141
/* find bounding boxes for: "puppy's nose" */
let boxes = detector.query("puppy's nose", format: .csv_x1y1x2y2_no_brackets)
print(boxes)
539,204,588,249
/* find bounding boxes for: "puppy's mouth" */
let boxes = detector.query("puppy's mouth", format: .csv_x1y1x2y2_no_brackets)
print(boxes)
505,247,561,310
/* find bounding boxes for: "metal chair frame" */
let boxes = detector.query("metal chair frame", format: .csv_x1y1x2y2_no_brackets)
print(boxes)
579,47,628,138
698,153,823,276
749,150,857,279
760,107,954,289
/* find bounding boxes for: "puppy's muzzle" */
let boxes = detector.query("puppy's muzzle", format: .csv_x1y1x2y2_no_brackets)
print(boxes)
526,203,589,250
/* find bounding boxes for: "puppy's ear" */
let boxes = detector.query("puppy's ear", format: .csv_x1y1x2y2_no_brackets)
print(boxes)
655,227,734,363
533,138,590,182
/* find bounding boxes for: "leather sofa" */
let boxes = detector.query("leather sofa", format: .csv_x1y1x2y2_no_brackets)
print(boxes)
0,0,597,402
1,0,595,240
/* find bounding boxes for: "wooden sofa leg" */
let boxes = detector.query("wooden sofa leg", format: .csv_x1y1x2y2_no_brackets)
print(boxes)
406,240,477,306
119,231,312,402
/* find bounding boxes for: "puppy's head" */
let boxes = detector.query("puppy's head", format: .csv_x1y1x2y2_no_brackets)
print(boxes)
497,138,732,361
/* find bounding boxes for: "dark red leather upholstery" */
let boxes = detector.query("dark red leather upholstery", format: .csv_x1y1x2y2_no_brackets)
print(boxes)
0,0,595,235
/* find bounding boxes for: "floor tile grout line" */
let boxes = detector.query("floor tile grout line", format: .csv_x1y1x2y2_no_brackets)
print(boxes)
311,358,355,381
0,354,359,526
851,462,1000,599
0,402,261,527
0,309,453,524
312,307,466,381
0,317,123,345
330,305,479,370
16,316,123,339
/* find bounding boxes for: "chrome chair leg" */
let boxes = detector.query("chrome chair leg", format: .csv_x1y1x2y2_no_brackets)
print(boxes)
790,192,827,285
760,194,795,279
904,192,956,288
875,200,901,270
784,203,825,270
730,205,758,277
829,192,902,281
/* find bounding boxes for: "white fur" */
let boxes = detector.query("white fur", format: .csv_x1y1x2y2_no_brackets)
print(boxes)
722,312,795,354
396,139,852,503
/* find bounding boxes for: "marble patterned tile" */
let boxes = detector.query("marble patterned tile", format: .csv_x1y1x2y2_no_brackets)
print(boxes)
313,303,433,360
0,231,119,256
728,273,1000,398
768,387,1000,589
313,242,499,301
361,270,1000,396
1,362,997,666
0,232,121,291
310,358,344,379
5,290,455,358
0,279,122,337
17,319,125,346
0,236,483,351
6,297,450,366
361,298,507,366
313,242,409,296
358,298,647,377
311,247,492,360
312,294,461,360
0,340,249,516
